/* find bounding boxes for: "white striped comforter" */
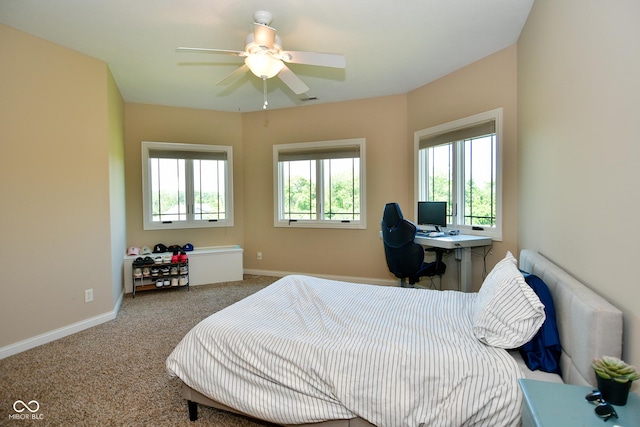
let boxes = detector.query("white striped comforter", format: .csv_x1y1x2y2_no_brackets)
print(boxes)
166,275,523,426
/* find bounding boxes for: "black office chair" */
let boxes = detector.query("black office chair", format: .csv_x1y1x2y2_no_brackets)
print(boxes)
381,202,446,288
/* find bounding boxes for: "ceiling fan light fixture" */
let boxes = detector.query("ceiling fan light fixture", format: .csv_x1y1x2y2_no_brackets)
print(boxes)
177,10,345,104
245,54,284,79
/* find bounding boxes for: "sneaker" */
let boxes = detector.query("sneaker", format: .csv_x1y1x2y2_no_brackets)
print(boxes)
154,256,162,264
163,254,172,264
179,275,187,286
155,279,163,288
151,267,159,277
161,266,170,276
171,277,179,287
133,268,142,278
179,264,188,274
179,251,188,263
143,256,155,265
171,251,179,264
142,267,150,277
133,257,144,267
170,266,178,275
164,279,170,287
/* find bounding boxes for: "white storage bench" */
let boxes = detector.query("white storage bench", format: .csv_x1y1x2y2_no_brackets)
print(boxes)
123,245,244,294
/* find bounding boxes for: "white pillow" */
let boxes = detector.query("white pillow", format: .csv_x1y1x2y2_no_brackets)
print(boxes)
472,251,546,349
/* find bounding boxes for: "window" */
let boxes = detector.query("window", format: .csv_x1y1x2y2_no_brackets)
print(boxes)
141,141,233,230
274,138,366,229
415,108,502,240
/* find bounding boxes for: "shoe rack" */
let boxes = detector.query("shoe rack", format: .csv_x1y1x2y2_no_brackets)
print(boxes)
131,253,189,297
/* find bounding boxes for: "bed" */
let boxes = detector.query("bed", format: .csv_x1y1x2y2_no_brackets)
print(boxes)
166,249,623,426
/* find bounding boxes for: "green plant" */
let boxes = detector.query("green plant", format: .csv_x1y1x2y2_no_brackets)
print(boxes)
592,356,640,383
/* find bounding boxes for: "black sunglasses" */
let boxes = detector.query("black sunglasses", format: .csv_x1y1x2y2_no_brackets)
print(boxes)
585,390,618,422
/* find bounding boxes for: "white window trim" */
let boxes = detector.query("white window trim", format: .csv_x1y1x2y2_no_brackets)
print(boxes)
273,138,367,229
141,141,234,230
413,108,503,241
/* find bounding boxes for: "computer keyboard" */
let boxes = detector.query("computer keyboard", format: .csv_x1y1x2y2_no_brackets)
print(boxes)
417,231,445,237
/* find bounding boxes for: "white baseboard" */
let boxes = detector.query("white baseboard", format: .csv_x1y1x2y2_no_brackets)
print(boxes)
243,269,396,287
0,291,124,360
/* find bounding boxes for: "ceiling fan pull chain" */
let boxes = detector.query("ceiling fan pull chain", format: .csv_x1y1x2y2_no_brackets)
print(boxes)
262,76,269,109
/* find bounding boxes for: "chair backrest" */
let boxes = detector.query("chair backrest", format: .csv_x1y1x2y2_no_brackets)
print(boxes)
382,202,404,229
381,203,413,247
381,203,424,279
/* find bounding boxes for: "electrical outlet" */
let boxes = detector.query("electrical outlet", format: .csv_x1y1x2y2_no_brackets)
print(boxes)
257,251,262,261
85,289,93,303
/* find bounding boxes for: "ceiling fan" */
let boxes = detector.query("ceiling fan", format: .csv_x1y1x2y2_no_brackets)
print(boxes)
177,11,346,109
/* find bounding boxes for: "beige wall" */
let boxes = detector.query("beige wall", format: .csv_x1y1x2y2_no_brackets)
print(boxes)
107,71,127,305
124,103,244,249
407,45,519,289
0,24,122,349
241,95,408,281
518,0,640,386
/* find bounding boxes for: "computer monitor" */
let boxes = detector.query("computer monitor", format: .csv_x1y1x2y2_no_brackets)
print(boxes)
417,201,447,231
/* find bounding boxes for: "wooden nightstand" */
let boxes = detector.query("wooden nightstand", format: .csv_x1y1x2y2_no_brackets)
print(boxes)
519,379,640,427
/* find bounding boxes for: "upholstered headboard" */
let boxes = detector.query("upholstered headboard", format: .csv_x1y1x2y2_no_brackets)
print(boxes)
519,249,623,387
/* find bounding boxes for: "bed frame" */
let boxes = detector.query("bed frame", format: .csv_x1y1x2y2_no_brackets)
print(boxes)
518,249,622,386
181,249,623,425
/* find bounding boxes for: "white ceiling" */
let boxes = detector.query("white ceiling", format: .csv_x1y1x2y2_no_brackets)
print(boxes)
0,0,534,113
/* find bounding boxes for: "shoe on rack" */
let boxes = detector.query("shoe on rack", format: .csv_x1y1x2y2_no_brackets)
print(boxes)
179,251,188,263
143,256,155,265
151,267,159,277
171,277,179,287
133,257,144,267
179,275,187,286
133,268,142,278
170,266,178,275
154,256,162,264
179,264,188,274
171,251,179,264
142,267,150,277
164,279,170,287
155,279,163,288
163,254,172,264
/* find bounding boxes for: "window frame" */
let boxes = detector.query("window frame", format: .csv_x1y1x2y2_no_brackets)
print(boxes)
141,141,234,230
414,108,503,240
273,138,366,229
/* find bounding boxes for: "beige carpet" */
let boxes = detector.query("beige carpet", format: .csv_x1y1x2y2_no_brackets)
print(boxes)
0,275,281,426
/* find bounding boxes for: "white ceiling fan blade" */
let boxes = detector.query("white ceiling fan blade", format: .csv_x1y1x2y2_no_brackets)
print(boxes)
216,64,249,85
277,64,310,95
176,47,246,57
280,51,346,68
252,23,277,49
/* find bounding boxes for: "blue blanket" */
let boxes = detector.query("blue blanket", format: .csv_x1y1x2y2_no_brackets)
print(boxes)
519,273,562,375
